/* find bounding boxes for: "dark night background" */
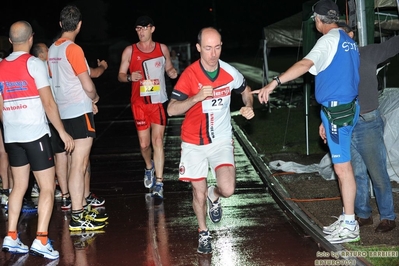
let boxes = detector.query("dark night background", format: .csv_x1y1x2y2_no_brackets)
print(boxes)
0,0,310,65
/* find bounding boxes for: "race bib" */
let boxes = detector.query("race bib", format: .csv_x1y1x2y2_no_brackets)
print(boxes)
140,79,161,96
201,86,230,113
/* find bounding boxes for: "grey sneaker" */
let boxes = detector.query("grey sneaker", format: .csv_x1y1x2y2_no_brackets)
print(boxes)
2,236,29,253
144,160,155,188
152,182,164,199
1,193,8,206
207,186,222,223
325,221,360,244
197,230,212,254
30,239,59,260
323,214,344,235
31,183,40,198
86,192,105,207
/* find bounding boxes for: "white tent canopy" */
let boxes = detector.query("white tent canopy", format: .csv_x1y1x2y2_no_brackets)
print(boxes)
262,0,398,49
263,12,303,48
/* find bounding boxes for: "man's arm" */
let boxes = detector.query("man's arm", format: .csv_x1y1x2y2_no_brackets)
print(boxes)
252,58,313,104
239,86,255,120
77,72,99,103
118,46,133,82
38,86,74,153
160,43,178,79
90,59,108,78
167,86,213,116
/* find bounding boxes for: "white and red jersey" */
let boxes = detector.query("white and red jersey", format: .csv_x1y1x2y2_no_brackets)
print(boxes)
129,42,168,105
48,38,92,119
0,52,50,143
171,60,246,145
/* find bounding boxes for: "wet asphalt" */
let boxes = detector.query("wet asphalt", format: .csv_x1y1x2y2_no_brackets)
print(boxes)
0,69,322,266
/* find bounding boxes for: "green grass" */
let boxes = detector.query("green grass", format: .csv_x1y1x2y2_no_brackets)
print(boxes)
345,244,399,266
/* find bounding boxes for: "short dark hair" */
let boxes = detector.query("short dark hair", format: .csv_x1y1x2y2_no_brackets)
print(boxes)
60,5,82,33
31,43,45,57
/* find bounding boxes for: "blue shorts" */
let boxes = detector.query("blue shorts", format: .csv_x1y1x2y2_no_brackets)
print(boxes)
320,101,360,164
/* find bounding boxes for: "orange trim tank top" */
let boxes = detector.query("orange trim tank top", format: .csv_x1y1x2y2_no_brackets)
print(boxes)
0,53,50,143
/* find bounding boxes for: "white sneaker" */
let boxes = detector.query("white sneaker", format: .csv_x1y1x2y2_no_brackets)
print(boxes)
30,239,59,260
323,214,344,235
54,189,62,198
2,236,29,253
31,183,40,198
325,222,360,244
1,193,8,205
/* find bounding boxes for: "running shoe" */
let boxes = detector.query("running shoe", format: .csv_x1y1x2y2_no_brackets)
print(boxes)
84,207,109,222
54,189,62,199
30,239,59,260
31,183,40,198
207,186,222,223
69,214,106,231
2,236,29,254
325,222,360,244
152,182,164,199
144,160,155,188
1,193,8,206
61,196,71,211
86,192,105,207
197,230,212,254
323,214,344,235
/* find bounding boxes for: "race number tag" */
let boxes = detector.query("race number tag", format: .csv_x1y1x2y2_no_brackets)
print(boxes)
140,79,160,96
202,86,230,113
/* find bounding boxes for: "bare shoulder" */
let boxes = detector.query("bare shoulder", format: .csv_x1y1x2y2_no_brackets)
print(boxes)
123,45,133,53
160,43,170,54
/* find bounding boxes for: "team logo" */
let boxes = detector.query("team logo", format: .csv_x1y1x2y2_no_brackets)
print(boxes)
179,164,185,175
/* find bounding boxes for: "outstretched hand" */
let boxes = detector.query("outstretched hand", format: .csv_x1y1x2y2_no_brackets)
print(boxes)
251,83,275,104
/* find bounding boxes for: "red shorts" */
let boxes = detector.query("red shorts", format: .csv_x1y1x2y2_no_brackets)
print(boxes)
131,103,167,131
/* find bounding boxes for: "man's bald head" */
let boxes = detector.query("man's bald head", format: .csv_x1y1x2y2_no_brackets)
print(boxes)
9,21,33,44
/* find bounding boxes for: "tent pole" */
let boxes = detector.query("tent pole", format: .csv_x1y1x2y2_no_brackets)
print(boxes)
305,81,310,155
262,39,269,87
356,0,368,47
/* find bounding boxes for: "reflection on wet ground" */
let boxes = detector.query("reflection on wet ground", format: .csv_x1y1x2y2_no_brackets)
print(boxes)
0,75,322,265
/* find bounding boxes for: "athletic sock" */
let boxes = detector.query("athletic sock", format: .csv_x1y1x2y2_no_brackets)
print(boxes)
36,232,48,245
72,209,84,220
7,231,17,240
344,214,356,230
208,186,217,202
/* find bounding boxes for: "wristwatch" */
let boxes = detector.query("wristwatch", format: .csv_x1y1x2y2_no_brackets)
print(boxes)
273,76,281,86
127,74,132,82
